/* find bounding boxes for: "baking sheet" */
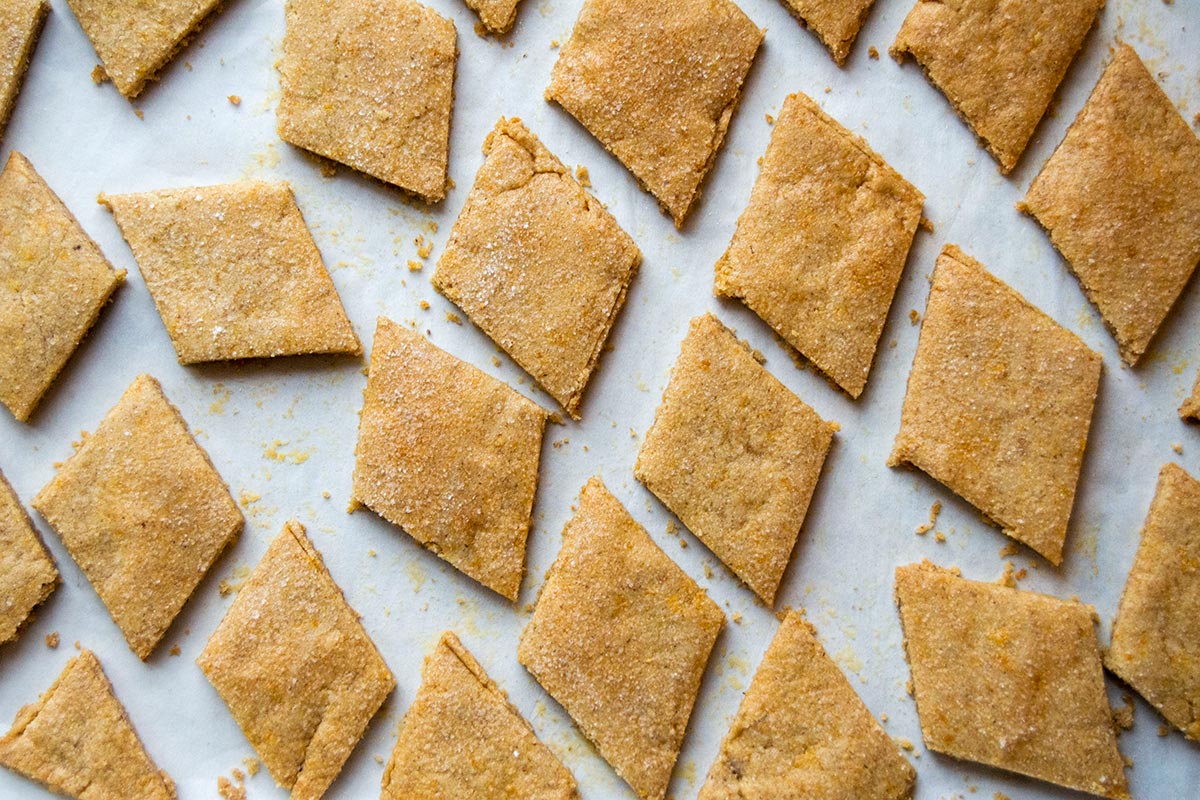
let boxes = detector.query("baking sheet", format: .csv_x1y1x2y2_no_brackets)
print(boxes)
1,0,1199,797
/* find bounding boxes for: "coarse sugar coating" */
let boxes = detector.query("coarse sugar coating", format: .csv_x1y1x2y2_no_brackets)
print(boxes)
777,0,875,65
0,0,46,140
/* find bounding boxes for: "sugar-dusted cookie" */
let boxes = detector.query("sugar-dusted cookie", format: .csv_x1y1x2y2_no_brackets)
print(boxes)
381,631,577,799
891,0,1103,173
1108,463,1200,740
33,374,242,659
277,0,456,202
895,560,1128,799
777,0,874,64
518,477,723,800
889,246,1101,564
0,650,175,799
352,318,546,601
1022,44,1200,365
715,92,923,397
0,152,123,422
464,0,520,35
0,0,46,140
100,181,360,364
198,520,394,800
433,118,640,418
0,469,56,645
546,0,762,226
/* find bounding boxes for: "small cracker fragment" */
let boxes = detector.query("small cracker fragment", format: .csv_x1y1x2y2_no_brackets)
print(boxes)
33,374,243,659
198,520,395,800
0,152,124,422
353,318,546,601
635,313,835,605
890,0,1103,173
381,631,577,799
894,560,1128,798
518,477,723,800
889,245,1101,564
777,0,875,64
546,0,763,227
0,468,57,645
433,118,640,419
1022,44,1200,365
1181,369,1200,421
0,0,47,140
64,0,224,98
463,0,521,35
100,181,360,363
715,92,924,397
698,610,915,800
0,650,176,799
277,0,456,202
1107,463,1200,740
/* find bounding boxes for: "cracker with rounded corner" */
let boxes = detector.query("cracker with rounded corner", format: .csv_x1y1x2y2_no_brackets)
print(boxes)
889,245,1101,564
352,317,547,601
464,0,521,35
100,181,360,364
0,468,57,645
277,0,456,202
518,477,724,800
1022,44,1200,366
198,520,394,800
0,650,176,800
715,91,924,398
32,374,242,659
1181,369,1200,421
381,631,578,800
699,609,914,800
0,152,123,422
433,117,640,419
546,0,763,227
0,0,47,140
894,560,1128,799
778,0,874,65
1107,463,1200,740
890,0,1103,173
635,313,835,605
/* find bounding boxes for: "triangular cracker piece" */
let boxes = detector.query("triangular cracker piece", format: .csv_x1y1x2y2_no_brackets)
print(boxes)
464,0,521,35
0,152,123,422
1022,44,1200,365
434,117,640,419
635,314,835,605
33,374,242,659
518,477,724,800
381,631,577,799
277,0,456,202
894,560,1128,799
100,181,360,364
352,318,546,601
889,245,1101,564
1181,369,1200,422
1108,463,1200,740
699,610,914,800
715,92,924,398
777,0,874,65
198,520,394,800
0,0,47,140
0,650,176,799
64,0,224,98
0,468,57,645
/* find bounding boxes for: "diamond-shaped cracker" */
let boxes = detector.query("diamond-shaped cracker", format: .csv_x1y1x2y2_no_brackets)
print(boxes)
465,0,521,35
0,0,46,141
546,0,762,227
381,631,577,799
1108,463,1200,740
433,118,640,419
352,317,546,601
635,313,835,605
277,0,456,202
891,0,1103,173
100,181,360,364
1022,44,1200,365
699,609,914,800
65,0,224,98
0,152,123,422
894,560,1128,799
198,520,394,800
715,92,924,398
0,650,175,800
32,374,242,659
0,468,56,645
889,245,1101,564
518,477,724,800
777,0,874,65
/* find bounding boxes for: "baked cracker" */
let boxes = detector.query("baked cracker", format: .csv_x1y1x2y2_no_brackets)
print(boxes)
0,468,57,645
0,0,47,140
464,0,521,35
777,0,874,65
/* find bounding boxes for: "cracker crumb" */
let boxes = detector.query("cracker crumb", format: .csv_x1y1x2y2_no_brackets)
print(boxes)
1112,695,1135,731
898,737,914,751
416,235,433,259
731,612,742,624
91,65,108,84
909,309,921,325
999,542,1020,557
868,46,879,59
133,109,144,120
419,300,430,310
915,500,941,535
1158,724,1169,737
934,531,946,542
918,216,934,233
679,538,688,549
374,754,385,764
169,645,181,656
228,95,241,106
216,776,246,800
765,113,774,124
994,794,1011,800
824,86,831,94
243,757,259,776
1171,442,1183,454
550,39,559,48
445,311,462,325
407,260,423,272
322,490,331,499
575,165,591,187
238,490,260,508
319,161,337,178
491,356,501,367
44,632,59,649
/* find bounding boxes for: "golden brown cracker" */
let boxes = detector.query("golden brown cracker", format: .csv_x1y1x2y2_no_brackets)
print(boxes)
778,0,874,64
464,0,520,34
0,0,46,139
0,469,56,645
